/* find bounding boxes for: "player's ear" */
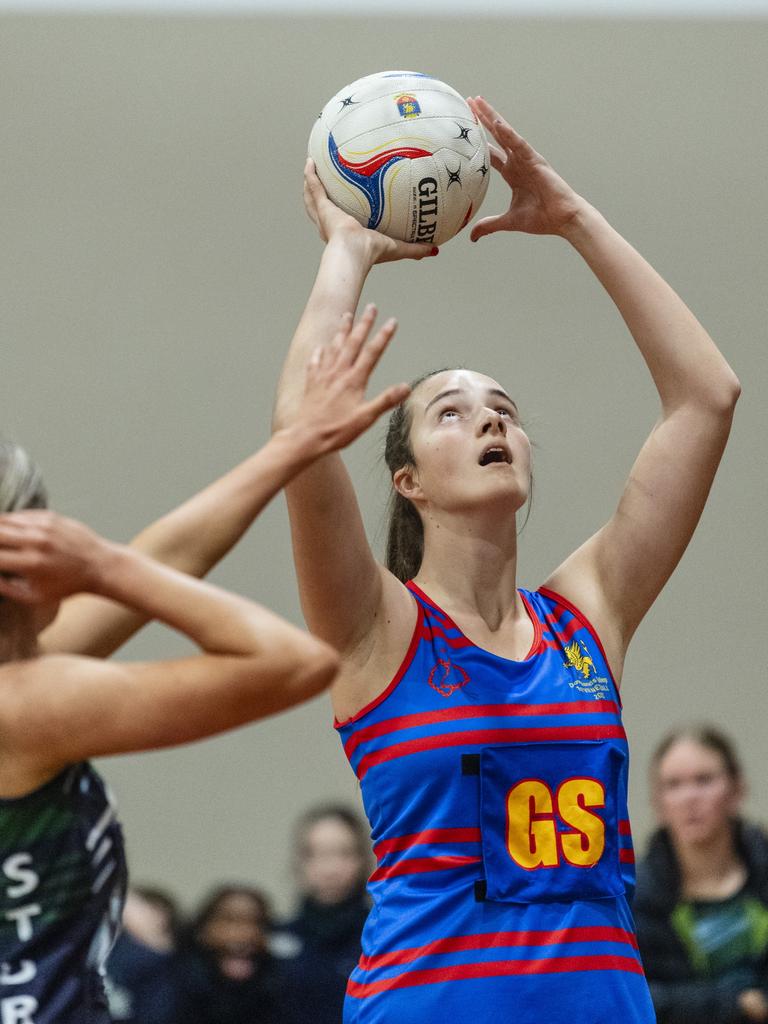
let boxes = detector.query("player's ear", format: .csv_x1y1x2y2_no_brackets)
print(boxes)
393,465,423,503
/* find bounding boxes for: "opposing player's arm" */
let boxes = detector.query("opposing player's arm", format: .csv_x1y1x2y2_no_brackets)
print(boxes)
0,521,338,785
274,163,432,655
38,433,337,660
40,290,409,661
1,640,334,779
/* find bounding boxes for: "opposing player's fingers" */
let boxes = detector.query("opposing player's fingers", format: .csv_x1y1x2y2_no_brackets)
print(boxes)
360,383,412,423
355,318,398,377
0,521,25,546
0,574,37,604
0,548,39,572
340,304,377,367
328,311,354,348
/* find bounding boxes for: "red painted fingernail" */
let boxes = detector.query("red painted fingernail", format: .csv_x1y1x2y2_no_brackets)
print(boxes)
431,247,439,256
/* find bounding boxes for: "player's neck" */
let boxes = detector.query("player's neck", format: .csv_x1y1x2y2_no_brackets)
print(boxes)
415,515,520,631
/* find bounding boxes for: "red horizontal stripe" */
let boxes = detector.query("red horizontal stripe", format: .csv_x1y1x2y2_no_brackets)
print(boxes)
374,828,481,859
348,954,644,997
344,701,619,759
370,855,481,882
620,849,636,864
419,624,473,648
618,820,632,836
359,926,639,971
356,725,627,780
543,609,583,646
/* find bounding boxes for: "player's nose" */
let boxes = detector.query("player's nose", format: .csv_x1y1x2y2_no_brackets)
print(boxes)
478,409,507,435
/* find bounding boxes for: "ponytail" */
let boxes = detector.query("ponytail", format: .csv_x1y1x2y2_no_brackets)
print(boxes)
383,369,447,583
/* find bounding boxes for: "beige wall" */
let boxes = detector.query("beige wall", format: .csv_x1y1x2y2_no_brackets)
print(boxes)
2,15,765,912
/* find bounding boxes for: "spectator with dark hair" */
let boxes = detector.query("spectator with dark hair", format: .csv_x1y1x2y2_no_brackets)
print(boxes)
635,726,768,1024
175,884,284,1024
275,805,371,1024
106,887,180,1024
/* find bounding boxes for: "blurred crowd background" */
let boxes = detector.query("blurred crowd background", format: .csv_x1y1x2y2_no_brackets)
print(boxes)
105,726,768,1024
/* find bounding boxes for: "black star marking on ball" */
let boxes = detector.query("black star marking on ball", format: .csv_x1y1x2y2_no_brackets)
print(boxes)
339,96,357,110
455,123,472,142
446,165,462,189
478,162,489,177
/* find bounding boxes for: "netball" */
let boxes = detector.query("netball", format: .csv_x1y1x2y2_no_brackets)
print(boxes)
308,70,491,246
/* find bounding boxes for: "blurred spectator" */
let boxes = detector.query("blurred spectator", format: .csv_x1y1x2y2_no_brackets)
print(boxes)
273,804,372,1024
175,884,284,1024
635,726,768,1023
106,886,181,1023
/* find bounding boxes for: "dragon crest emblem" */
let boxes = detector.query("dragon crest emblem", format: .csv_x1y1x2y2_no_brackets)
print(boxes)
563,640,595,680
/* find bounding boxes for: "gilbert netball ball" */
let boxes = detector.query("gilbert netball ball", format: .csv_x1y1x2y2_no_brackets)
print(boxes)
308,71,490,247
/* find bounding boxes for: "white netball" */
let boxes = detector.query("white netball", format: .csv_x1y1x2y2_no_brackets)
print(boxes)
308,71,491,247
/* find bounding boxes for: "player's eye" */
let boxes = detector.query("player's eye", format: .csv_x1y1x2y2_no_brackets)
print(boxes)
438,408,459,421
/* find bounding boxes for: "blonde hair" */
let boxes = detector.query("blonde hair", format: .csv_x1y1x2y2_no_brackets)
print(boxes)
0,441,48,513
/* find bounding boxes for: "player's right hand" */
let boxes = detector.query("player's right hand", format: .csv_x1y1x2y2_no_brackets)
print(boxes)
303,159,437,265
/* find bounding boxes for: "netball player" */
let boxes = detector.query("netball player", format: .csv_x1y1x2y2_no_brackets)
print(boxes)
0,314,406,1023
273,96,741,1024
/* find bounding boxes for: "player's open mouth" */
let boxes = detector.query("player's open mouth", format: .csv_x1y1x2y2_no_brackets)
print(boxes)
479,445,512,466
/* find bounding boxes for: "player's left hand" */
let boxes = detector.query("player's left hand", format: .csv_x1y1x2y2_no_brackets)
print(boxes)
0,511,110,604
467,96,588,240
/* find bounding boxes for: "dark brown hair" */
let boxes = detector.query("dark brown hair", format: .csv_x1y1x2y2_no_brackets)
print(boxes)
383,369,448,583
651,724,743,782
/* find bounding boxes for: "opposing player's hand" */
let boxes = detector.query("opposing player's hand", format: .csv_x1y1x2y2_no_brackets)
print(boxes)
303,159,437,265
302,305,410,454
0,511,112,604
467,97,588,240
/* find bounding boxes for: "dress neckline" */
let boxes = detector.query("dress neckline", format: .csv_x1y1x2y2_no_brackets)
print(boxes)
407,580,543,665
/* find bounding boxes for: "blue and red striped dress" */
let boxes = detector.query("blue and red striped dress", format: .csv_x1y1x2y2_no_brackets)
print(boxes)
336,582,656,1024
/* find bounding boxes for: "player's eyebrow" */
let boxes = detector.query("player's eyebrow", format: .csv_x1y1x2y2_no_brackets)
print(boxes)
488,388,520,415
424,388,463,413
424,387,519,416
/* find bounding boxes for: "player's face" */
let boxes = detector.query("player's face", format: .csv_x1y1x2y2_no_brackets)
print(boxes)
401,369,531,516
298,817,365,906
654,739,743,847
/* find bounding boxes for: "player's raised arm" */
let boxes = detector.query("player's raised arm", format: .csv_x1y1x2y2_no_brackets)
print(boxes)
0,510,338,790
273,161,434,661
469,96,740,679
39,292,413,661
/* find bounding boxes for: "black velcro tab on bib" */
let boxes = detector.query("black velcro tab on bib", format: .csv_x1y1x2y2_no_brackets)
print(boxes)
474,880,487,902
461,754,481,776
